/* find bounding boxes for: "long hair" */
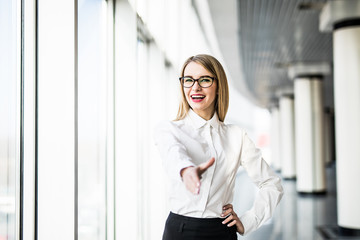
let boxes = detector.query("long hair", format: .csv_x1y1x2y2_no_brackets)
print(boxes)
175,54,229,122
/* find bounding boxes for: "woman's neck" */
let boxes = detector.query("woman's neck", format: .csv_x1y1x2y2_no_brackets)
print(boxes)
193,109,215,121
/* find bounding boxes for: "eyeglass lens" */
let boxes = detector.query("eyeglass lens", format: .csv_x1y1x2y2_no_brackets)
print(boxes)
181,77,213,88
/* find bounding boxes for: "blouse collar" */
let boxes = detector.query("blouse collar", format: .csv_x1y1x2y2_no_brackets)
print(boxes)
187,109,220,132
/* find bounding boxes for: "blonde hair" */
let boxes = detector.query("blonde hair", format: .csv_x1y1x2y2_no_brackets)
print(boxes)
175,54,229,122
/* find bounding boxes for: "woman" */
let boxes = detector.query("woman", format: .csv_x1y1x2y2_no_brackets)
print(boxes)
154,54,283,240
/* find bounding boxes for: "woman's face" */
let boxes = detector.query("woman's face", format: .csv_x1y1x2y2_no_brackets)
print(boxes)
183,61,218,120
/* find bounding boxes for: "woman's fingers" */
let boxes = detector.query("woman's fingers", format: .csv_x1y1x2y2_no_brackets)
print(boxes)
221,204,244,234
182,158,216,195
221,214,234,225
223,203,233,209
221,204,233,217
190,173,200,194
227,219,237,227
182,167,201,194
197,157,215,176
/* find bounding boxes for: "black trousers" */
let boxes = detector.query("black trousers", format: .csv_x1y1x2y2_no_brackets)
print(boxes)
162,212,238,240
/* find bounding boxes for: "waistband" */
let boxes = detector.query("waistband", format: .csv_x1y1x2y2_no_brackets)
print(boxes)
169,212,224,224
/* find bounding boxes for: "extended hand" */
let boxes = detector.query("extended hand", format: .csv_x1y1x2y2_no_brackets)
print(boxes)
221,204,245,234
181,157,215,195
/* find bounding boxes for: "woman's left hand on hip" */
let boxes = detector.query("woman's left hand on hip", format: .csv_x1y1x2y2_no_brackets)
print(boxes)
221,204,245,234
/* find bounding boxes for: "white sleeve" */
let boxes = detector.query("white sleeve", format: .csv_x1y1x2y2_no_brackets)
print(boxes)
238,132,284,236
153,121,196,182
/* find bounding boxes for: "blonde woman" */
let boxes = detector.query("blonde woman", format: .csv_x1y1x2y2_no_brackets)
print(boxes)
154,54,283,240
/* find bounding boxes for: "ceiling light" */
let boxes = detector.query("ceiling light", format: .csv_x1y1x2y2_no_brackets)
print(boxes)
298,2,326,11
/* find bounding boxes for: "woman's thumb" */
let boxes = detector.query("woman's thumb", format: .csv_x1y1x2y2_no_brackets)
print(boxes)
198,157,215,174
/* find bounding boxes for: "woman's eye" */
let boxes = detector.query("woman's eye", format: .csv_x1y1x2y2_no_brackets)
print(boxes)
185,78,194,82
200,78,211,83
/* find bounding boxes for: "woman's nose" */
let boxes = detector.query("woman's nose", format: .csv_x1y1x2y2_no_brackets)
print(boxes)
192,81,201,91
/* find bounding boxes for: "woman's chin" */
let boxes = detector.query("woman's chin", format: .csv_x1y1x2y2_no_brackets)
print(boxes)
190,106,204,113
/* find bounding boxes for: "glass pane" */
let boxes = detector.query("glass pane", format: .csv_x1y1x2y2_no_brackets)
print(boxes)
78,0,107,239
0,1,18,240
136,37,147,239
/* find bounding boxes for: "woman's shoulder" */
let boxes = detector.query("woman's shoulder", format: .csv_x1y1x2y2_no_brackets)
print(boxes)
153,120,184,143
222,122,246,135
154,119,185,132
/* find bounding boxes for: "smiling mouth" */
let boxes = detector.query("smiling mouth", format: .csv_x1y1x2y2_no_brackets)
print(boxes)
191,95,205,100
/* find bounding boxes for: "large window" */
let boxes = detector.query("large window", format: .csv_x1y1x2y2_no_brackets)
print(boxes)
0,0,221,239
0,1,18,240
78,0,107,239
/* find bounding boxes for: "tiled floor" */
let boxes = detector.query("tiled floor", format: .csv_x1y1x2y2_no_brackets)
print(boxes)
233,163,360,240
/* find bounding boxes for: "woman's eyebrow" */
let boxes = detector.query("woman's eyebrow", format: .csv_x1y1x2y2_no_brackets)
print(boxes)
183,75,212,78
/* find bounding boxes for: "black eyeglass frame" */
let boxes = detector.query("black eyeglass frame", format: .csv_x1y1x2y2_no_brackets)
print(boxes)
179,76,216,88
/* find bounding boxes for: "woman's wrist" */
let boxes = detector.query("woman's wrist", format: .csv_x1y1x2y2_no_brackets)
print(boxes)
237,220,245,234
180,166,194,178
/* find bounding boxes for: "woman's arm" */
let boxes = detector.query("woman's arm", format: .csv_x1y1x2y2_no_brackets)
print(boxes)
238,132,284,236
154,121,195,182
154,121,215,194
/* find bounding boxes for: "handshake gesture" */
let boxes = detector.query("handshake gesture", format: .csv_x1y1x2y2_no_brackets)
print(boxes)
180,157,215,195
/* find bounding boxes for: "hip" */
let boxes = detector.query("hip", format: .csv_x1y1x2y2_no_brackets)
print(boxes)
162,212,237,240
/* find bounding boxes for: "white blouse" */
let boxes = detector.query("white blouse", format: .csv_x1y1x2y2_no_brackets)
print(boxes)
154,110,283,235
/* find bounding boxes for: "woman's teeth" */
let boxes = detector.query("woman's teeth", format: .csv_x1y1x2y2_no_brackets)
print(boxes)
191,95,205,99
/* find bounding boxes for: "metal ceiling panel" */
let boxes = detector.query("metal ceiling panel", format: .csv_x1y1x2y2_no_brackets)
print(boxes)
207,0,334,108
237,0,333,107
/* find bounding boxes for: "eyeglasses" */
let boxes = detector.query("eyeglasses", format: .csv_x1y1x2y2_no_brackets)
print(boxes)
179,76,215,88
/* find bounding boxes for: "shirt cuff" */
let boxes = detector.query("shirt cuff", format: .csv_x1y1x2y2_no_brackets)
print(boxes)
176,159,196,182
239,211,258,236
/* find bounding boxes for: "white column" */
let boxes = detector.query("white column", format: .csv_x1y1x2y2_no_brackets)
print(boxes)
334,22,360,233
271,106,281,171
294,77,326,193
37,0,77,239
279,96,296,179
114,0,139,239
320,1,360,233
106,0,115,239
